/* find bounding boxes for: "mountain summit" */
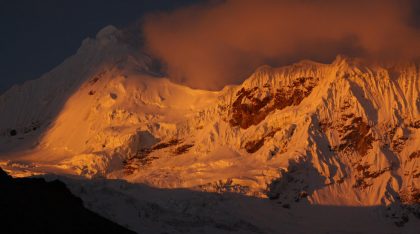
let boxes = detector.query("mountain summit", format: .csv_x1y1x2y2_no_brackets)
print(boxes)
0,25,419,232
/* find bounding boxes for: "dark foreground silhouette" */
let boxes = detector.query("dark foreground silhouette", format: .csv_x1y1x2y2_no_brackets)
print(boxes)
0,168,135,234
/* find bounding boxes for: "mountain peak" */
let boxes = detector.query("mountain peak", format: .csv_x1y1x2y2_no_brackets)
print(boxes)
96,25,119,39
0,24,419,230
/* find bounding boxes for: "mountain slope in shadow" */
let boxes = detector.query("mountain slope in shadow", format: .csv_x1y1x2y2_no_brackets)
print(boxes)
55,174,420,234
0,167,135,234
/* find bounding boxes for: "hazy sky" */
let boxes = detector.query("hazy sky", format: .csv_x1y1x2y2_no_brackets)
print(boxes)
1,0,419,92
0,0,202,93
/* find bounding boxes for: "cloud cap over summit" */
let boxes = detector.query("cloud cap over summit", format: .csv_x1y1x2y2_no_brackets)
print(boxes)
143,0,420,90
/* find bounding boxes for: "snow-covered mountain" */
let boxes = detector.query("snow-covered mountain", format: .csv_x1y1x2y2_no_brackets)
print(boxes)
1,25,419,233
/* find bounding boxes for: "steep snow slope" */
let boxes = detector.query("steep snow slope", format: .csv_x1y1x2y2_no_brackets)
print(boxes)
0,25,218,176
0,25,419,231
44,174,419,234
0,25,153,152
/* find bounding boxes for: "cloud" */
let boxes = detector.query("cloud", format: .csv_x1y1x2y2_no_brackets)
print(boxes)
143,0,420,90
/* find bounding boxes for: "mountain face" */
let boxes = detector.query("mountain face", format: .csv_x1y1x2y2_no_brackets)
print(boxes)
0,25,419,231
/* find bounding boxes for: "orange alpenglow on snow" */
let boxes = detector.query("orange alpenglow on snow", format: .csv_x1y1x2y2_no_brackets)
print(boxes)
0,1,419,233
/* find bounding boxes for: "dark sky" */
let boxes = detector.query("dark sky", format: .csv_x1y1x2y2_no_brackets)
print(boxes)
0,0,202,93
1,0,419,93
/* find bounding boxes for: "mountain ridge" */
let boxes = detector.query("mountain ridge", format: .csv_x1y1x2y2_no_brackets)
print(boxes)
0,25,419,230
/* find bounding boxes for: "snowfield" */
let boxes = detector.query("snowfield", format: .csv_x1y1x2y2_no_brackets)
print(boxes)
0,25,419,233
